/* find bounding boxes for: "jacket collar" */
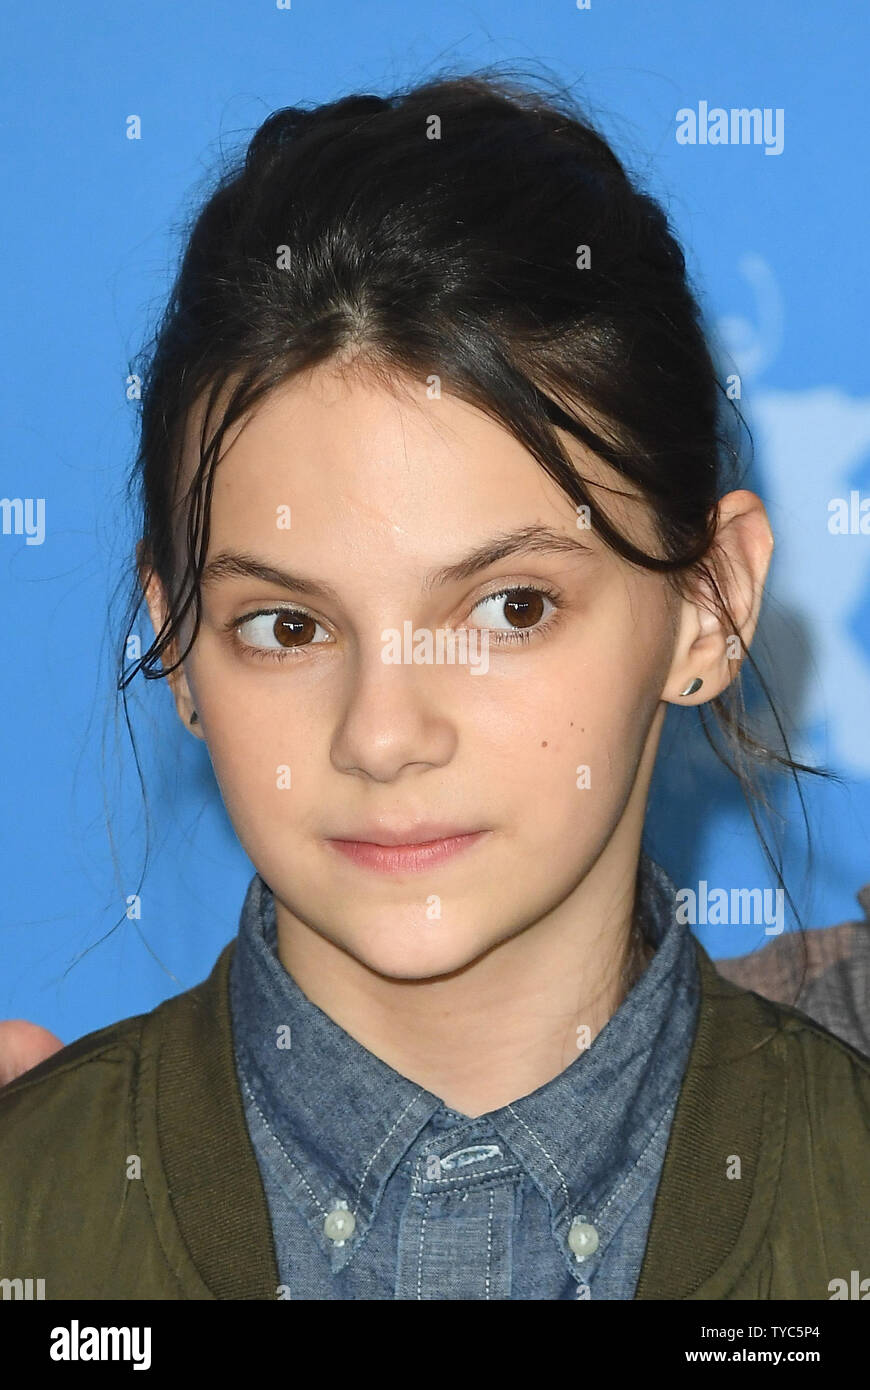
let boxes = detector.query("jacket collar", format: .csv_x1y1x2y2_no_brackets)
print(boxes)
635,948,786,1298
142,921,784,1300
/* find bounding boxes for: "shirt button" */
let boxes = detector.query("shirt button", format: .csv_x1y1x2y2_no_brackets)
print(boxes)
324,1205,356,1244
568,1217,599,1261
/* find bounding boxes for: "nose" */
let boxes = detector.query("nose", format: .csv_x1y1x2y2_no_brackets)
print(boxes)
329,642,460,782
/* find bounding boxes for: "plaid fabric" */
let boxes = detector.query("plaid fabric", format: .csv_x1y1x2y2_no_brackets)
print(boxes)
714,884,870,1059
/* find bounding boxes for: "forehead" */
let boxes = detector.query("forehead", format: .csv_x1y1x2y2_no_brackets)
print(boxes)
175,361,662,559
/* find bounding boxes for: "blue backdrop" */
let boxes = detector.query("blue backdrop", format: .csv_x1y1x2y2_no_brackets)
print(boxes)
2,0,868,1043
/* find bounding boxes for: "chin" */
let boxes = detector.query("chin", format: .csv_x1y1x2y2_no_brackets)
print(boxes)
345,925,498,983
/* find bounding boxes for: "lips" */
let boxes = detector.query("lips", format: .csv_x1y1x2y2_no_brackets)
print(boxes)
325,830,488,874
328,823,484,847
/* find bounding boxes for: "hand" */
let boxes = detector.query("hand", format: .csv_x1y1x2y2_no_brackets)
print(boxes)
0,1020,64,1087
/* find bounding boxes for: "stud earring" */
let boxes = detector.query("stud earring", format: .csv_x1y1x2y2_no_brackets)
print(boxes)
679,677,703,697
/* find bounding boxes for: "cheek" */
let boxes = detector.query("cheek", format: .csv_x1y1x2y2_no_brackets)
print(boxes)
492,662,653,828
194,675,323,835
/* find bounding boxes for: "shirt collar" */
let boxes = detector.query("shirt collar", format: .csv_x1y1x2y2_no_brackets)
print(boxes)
230,851,699,1273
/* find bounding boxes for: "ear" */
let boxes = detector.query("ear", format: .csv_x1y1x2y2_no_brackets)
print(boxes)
664,490,774,705
137,541,206,740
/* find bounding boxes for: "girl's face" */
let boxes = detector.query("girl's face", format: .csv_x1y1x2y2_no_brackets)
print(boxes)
155,362,684,980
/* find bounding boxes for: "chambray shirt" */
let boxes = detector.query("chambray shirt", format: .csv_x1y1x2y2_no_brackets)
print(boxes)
229,851,700,1300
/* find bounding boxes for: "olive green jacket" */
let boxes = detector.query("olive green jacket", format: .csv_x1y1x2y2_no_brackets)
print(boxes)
1,936,869,1300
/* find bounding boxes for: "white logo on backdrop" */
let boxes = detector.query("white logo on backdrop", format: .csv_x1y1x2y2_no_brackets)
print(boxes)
717,255,870,777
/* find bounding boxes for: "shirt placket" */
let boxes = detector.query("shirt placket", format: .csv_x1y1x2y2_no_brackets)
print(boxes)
396,1127,523,1299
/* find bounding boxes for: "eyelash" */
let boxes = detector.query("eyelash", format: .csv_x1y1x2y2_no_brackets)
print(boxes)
226,584,565,665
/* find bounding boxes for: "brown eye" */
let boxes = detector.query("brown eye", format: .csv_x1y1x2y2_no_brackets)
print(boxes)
501,589,545,629
469,586,555,635
274,611,317,647
235,607,330,655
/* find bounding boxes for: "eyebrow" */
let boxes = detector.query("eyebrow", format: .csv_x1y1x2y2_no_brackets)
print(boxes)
200,524,594,602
